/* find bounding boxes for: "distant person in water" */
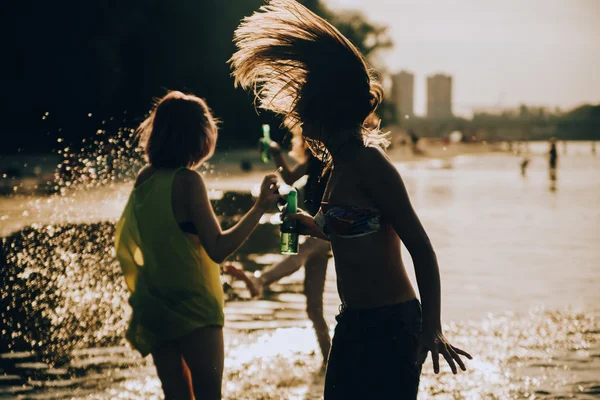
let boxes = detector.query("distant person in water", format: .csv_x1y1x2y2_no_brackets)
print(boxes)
230,1,472,398
520,141,530,178
114,91,279,400
226,129,332,368
408,128,423,155
549,138,558,188
520,157,530,178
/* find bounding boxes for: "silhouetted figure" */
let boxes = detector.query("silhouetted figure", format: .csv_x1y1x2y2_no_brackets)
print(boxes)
549,138,558,191
520,141,530,177
230,1,472,398
409,129,419,146
592,141,597,156
115,91,280,399
240,159,253,172
408,129,423,155
226,132,332,368
520,157,530,178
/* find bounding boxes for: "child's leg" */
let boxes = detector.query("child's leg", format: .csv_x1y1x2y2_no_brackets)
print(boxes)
180,325,224,400
151,341,194,400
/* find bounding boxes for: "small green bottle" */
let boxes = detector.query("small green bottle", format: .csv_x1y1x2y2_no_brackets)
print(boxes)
260,124,271,164
280,188,299,255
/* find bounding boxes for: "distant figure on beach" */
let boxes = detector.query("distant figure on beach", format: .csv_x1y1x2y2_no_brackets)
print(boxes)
520,157,530,178
240,159,253,172
408,128,423,155
549,138,558,190
520,142,530,177
230,1,472,398
592,141,597,156
114,91,279,399
226,130,332,368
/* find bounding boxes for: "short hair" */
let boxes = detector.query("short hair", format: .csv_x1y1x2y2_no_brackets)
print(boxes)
137,91,218,168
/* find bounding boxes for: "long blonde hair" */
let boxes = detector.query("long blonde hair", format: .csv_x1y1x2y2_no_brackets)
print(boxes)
229,0,389,162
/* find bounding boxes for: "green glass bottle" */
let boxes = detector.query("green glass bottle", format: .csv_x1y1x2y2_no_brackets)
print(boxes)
260,124,271,164
280,188,299,255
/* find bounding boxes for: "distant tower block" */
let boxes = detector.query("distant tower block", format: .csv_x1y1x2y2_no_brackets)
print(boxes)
427,74,453,118
391,71,414,121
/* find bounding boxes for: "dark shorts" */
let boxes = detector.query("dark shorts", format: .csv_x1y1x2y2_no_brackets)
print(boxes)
324,299,423,400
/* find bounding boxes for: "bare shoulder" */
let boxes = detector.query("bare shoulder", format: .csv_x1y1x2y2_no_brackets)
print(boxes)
134,165,155,187
136,164,153,178
353,146,393,177
361,145,390,161
174,168,206,192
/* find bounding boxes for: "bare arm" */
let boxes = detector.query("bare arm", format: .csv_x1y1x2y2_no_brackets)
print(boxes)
357,147,471,374
357,147,441,331
184,170,279,263
270,142,308,185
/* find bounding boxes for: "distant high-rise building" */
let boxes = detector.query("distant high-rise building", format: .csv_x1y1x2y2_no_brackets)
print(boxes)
427,74,453,118
391,71,414,121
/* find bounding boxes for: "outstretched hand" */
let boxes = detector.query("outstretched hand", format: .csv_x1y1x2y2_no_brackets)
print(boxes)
420,330,472,374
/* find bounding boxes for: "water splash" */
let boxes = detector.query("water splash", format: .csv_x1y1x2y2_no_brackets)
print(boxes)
1,223,129,363
0,126,252,362
53,127,143,194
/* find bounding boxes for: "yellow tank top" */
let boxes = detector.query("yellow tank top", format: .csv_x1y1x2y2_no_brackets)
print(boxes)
114,168,224,356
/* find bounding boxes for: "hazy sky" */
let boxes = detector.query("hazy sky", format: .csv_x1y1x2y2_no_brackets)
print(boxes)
325,0,599,116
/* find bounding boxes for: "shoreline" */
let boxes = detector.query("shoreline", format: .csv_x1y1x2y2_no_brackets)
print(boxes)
0,142,502,197
0,143,503,238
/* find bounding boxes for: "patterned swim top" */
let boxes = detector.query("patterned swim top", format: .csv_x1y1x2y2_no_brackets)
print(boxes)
314,202,383,239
